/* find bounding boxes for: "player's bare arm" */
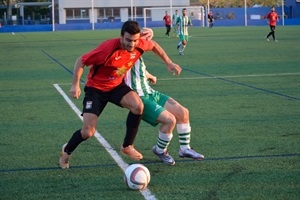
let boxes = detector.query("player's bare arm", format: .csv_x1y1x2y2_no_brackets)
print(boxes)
145,70,157,85
70,56,85,99
151,41,182,75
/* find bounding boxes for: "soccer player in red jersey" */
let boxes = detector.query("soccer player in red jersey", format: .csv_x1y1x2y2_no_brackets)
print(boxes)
59,21,182,169
163,11,172,37
266,7,279,42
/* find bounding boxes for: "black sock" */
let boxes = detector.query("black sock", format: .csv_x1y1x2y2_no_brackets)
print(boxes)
123,112,142,148
64,129,86,155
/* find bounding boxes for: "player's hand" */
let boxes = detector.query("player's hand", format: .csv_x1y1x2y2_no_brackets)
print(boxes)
141,28,154,41
148,76,157,85
70,84,81,99
167,62,182,75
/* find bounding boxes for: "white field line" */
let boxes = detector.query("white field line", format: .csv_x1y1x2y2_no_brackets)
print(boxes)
53,83,157,200
55,72,300,85
157,72,300,81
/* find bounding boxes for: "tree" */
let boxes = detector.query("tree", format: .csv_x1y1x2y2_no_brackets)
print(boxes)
0,0,51,22
3,0,13,21
0,0,20,21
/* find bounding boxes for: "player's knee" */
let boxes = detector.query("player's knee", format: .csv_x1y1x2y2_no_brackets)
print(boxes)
133,104,143,115
81,127,96,139
182,107,190,121
179,107,189,121
181,106,189,116
131,99,144,115
123,92,144,114
164,113,176,128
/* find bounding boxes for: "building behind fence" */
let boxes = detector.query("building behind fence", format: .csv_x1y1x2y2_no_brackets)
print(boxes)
0,0,299,33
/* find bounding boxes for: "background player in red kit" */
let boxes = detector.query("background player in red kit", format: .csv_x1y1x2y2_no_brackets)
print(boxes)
59,21,182,169
163,11,172,37
266,7,279,42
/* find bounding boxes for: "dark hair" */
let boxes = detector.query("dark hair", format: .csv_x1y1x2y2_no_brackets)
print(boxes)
121,21,141,36
182,8,186,11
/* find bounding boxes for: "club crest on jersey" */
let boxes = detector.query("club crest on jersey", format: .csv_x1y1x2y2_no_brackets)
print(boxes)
130,53,136,59
86,101,93,109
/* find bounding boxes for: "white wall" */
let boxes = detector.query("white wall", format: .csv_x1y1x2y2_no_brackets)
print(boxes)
58,7,65,24
58,0,190,24
120,8,129,22
58,0,189,8
89,9,97,23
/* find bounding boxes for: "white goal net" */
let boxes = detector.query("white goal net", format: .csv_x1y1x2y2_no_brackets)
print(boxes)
143,6,205,28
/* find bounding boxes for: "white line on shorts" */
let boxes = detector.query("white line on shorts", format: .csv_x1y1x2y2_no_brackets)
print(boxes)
53,83,157,200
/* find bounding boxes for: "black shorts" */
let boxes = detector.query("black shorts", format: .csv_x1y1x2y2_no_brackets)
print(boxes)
82,82,132,116
270,25,276,31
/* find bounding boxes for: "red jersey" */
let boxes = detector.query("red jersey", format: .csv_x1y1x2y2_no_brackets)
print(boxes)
82,38,154,92
266,11,278,26
163,15,171,25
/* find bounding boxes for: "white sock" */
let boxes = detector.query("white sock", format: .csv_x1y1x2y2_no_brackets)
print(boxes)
155,131,173,153
177,123,191,150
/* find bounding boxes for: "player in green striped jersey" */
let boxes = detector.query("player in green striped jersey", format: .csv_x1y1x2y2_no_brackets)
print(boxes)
172,9,180,37
124,57,204,165
176,8,193,56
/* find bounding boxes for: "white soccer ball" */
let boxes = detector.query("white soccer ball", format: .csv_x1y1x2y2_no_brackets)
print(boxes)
124,164,151,190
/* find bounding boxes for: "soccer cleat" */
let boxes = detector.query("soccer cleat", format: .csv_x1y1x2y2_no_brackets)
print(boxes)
274,39,278,42
121,145,143,160
179,51,184,56
152,146,175,166
59,143,71,169
179,148,204,160
266,37,270,42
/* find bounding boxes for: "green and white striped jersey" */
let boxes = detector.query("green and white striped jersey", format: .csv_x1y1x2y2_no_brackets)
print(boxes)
176,15,192,36
124,57,154,97
172,13,180,25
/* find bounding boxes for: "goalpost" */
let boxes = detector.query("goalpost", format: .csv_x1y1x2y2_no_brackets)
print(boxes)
143,6,205,28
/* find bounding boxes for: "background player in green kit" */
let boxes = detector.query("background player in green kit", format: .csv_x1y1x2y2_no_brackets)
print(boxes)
172,9,180,37
176,8,192,56
124,57,204,165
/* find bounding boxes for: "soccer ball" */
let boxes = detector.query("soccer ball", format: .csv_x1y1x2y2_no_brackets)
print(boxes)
124,164,151,190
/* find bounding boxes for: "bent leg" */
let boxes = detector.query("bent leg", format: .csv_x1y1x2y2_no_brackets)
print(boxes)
153,110,176,165
60,113,98,169
164,98,192,149
164,98,189,124
120,91,143,146
156,110,176,133
64,113,98,154
164,98,204,160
